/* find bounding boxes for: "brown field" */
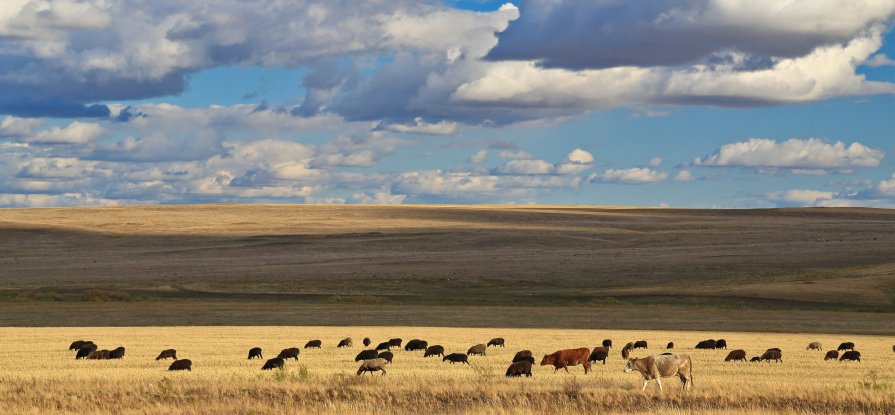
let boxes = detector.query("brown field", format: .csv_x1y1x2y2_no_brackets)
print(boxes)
1,204,895,330
1,326,893,414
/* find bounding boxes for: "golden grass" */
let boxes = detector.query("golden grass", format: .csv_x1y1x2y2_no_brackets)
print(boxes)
1,327,893,414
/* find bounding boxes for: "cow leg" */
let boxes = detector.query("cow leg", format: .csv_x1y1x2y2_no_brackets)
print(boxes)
656,377,663,390
563,364,570,374
381,368,386,376
641,379,649,391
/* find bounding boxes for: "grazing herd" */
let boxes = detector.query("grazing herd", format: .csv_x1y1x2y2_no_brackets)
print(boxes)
65,335,894,391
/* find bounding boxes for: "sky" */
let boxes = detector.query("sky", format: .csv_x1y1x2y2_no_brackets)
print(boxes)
1,0,894,208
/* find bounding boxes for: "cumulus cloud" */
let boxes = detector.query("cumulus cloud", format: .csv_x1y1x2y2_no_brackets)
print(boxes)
879,174,895,196
694,138,885,172
497,159,555,175
590,168,669,184
378,117,459,135
26,122,106,145
468,150,488,164
674,170,695,182
767,189,836,205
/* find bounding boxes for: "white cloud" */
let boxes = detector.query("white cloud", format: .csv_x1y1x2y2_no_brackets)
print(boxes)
866,53,895,67
556,149,594,174
0,117,42,137
879,174,895,196
27,122,106,145
379,117,459,135
565,149,594,164
349,188,407,204
650,157,663,167
497,150,534,160
469,150,487,164
674,170,695,182
497,159,555,175
695,138,884,171
767,189,836,205
591,168,669,184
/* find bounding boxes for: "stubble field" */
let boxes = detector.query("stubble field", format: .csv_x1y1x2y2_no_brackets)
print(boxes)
1,326,893,414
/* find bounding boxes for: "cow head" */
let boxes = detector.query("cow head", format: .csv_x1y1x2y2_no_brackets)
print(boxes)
623,358,636,373
540,354,555,366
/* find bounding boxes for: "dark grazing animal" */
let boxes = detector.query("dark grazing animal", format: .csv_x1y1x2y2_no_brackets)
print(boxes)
487,338,505,347
262,357,285,370
715,339,728,349
750,356,761,362
443,353,469,364
424,345,445,358
355,349,379,361
602,339,612,349
155,349,177,360
375,342,391,352
765,348,782,353
277,347,300,360
806,342,822,351
248,347,263,360
633,340,648,349
837,342,855,351
388,338,403,348
168,359,192,371
760,349,782,363
839,351,861,362
467,344,487,356
724,349,747,362
515,355,535,364
304,340,322,349
87,350,111,360
109,347,125,359
76,344,98,359
363,338,371,347
588,347,609,365
695,340,716,349
405,339,428,352
541,348,591,374
357,358,388,376
824,350,839,361
621,345,632,359
624,354,693,391
338,338,353,348
513,350,533,362
666,342,674,349
377,351,394,363
505,361,532,377
69,340,92,350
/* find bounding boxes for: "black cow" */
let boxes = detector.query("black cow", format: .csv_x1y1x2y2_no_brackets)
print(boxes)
715,339,728,349
155,349,177,360
588,347,609,365
168,359,192,371
837,342,855,351
696,340,716,349
248,347,263,360
363,338,371,347
277,347,300,360
355,349,379,362
304,340,322,349
839,351,861,362
405,339,428,352
377,351,394,363
633,340,648,349
424,345,445,357
505,361,532,377
262,358,285,370
487,338,506,347
443,353,469,364
824,350,839,361
375,342,391,352
109,347,126,359
602,339,612,349
666,342,674,349
388,338,403,348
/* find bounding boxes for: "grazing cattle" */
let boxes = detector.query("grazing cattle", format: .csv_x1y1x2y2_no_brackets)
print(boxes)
750,356,761,362
76,344,98,359
824,350,839,361
377,351,394,363
363,338,371,347
837,342,855,351
109,347,126,359
602,339,612,349
375,342,391,352
168,359,192,371
248,347,263,360
262,357,285,370
424,345,445,358
513,350,533,362
515,355,535,364
87,350,111,360
839,351,861,362
155,349,177,360
388,338,402,348
760,349,782,363
405,339,428,352
765,348,781,353
488,338,506,348
69,340,92,350
666,342,674,349
443,353,469,364
505,361,533,377
624,354,693,391
633,340,648,349
277,347,300,360
338,338,353,348
806,342,822,351
588,347,609,365
304,340,322,349
715,339,728,350
467,344,487,356
355,349,379,362
621,345,632,359
724,350,747,362
541,348,591,374
695,340,716,349
357,358,388,376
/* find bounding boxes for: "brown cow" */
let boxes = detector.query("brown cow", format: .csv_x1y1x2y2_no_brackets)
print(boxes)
824,350,839,361
424,345,445,358
513,350,533,362
505,361,532,377
155,349,177,360
760,349,782,363
467,344,487,356
541,348,591,374
624,354,693,391
621,345,632,359
87,349,111,360
357,358,388,376
304,340,322,349
338,338,353,348
724,349,747,362
806,342,822,351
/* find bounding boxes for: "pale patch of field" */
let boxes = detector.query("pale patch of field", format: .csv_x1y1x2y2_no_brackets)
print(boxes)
1,327,893,414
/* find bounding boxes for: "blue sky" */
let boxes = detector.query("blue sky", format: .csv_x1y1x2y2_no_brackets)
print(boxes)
0,0,894,207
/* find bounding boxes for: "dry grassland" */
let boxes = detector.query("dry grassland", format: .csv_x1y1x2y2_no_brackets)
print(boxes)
1,326,893,414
